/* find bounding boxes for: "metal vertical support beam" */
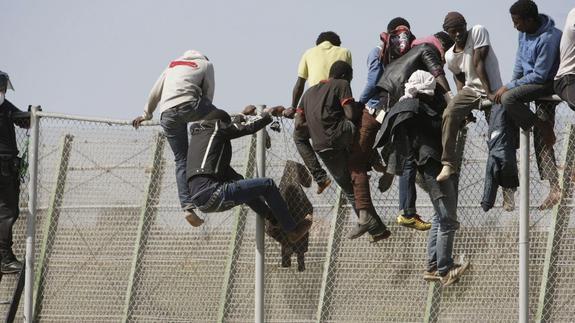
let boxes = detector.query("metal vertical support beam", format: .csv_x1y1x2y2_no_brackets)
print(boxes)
24,105,40,323
424,128,468,323
255,105,266,323
31,134,74,321
217,135,256,322
519,126,530,323
316,189,346,323
122,132,165,322
536,124,575,322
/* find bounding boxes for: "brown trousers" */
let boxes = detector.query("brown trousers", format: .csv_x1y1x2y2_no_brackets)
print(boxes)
348,109,381,210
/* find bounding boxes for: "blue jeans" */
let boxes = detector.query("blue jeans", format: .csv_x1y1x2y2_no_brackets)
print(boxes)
198,178,297,232
160,98,216,209
423,161,460,275
398,159,417,216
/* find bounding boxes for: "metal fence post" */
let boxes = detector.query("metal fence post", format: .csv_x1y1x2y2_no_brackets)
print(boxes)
32,134,74,321
122,132,165,322
535,124,575,322
217,135,256,322
24,105,40,323
255,105,266,323
519,126,530,323
315,189,346,323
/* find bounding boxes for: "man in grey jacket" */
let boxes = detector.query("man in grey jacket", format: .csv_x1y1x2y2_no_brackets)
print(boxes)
132,50,216,224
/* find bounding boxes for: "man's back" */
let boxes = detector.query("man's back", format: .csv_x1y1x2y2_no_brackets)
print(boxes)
298,41,352,86
300,79,352,151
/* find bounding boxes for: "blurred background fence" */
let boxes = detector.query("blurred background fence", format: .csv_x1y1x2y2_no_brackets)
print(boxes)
1,100,574,322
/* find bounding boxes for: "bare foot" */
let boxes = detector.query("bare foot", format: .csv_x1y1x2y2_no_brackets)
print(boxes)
535,120,556,147
538,188,561,210
503,189,515,212
436,165,455,182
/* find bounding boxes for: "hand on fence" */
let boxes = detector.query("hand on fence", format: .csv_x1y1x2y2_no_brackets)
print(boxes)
132,116,146,129
493,86,508,104
264,106,285,117
242,105,257,116
282,107,296,119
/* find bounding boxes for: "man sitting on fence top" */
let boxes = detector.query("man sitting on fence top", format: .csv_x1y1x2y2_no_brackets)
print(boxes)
493,1,563,210
132,50,216,225
554,7,575,111
0,71,29,274
295,60,390,242
187,107,312,244
437,12,505,181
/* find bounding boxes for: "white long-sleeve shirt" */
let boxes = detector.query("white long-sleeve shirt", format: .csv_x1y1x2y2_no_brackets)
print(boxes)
143,50,215,120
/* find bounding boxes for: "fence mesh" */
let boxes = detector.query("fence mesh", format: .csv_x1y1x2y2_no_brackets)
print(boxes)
0,100,574,322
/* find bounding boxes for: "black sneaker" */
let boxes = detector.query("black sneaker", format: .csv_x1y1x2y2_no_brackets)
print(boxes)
1,252,23,274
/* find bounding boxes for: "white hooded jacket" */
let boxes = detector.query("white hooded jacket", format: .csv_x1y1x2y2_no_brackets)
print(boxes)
142,50,215,120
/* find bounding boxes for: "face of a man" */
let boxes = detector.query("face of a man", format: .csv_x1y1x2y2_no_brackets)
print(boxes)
512,14,537,33
389,27,412,59
446,25,468,48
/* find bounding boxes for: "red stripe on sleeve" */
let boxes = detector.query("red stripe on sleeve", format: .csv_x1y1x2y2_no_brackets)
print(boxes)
341,97,354,106
169,61,199,69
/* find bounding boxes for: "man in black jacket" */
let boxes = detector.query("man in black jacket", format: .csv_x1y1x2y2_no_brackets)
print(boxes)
374,34,454,232
0,71,28,274
187,107,312,244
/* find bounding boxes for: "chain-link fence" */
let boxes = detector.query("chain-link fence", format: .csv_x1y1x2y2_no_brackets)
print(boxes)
0,100,574,322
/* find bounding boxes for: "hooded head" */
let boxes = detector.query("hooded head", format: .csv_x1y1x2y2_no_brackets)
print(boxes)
179,50,208,61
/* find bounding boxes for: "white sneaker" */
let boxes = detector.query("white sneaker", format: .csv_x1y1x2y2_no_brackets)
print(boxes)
436,165,456,182
441,261,470,287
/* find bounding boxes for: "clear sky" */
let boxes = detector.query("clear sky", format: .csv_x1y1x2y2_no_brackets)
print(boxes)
2,0,572,119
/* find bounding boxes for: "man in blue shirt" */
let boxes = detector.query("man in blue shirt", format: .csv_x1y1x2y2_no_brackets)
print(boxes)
493,0,562,210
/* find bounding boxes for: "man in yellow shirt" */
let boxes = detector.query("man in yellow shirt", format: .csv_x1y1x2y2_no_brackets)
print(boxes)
290,32,352,194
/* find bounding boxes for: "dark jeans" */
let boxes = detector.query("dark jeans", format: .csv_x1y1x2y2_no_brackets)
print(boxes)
160,98,217,209
501,82,554,130
423,160,460,275
399,159,417,216
191,178,297,232
501,82,558,185
554,74,575,111
0,158,20,255
293,126,329,185
317,148,357,215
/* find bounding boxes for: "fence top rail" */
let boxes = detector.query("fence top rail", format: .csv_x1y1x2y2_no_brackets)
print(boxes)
35,111,160,126
30,96,564,126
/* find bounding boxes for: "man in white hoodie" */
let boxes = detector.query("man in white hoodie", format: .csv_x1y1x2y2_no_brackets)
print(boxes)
132,50,216,224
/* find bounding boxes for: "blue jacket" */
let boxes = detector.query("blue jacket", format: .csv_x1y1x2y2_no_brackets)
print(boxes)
481,104,519,212
507,14,562,89
359,46,384,108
